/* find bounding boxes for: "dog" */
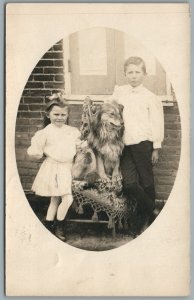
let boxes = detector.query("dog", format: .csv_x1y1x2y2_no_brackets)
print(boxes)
72,100,124,181
72,143,98,183
87,101,124,179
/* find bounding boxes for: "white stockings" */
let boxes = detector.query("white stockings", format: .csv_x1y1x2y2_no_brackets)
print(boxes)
46,195,73,221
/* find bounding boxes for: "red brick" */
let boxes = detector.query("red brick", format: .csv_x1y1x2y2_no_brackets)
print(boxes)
29,119,44,125
165,123,181,130
32,67,44,74
69,111,82,117
18,167,38,176
18,104,29,111
25,82,44,89
23,182,33,191
20,112,42,118
15,150,27,161
159,154,180,163
165,130,181,139
48,45,54,51
34,75,54,81
54,60,64,67
164,137,181,146
69,120,81,128
15,133,29,139
53,44,63,51
17,161,40,169
162,145,181,152
16,125,29,133
15,138,30,147
156,161,179,170
156,185,172,193
69,105,82,111
29,104,45,111
28,132,36,138
54,75,64,81
16,119,30,125
56,40,63,45
44,67,64,74
28,74,34,81
153,168,177,177
21,176,36,183
28,90,52,97
164,114,180,123
36,60,54,67
42,52,63,59
155,192,169,200
44,82,65,89
155,176,175,185
163,106,180,114
28,125,42,132
23,97,45,104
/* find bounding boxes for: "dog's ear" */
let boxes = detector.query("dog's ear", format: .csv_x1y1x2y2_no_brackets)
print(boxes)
91,105,101,126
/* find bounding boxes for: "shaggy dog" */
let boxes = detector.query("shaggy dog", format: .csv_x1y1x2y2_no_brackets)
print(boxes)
72,144,97,182
87,101,124,179
72,101,124,181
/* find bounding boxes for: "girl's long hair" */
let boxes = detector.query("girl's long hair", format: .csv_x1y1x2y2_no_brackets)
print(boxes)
42,93,70,128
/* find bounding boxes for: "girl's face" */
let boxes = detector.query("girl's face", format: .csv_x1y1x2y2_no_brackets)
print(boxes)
48,105,69,128
125,63,145,87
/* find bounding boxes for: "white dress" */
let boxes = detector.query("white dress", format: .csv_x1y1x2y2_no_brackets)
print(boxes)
27,123,80,196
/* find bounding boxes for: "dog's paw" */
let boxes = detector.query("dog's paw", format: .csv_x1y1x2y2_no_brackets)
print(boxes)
84,172,100,184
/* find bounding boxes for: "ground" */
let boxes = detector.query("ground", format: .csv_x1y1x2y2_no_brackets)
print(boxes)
26,193,164,251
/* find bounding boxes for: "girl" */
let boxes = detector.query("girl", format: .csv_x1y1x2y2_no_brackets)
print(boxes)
27,93,81,241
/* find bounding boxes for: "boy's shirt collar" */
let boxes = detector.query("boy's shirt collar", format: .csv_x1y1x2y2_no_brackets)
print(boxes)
128,84,144,93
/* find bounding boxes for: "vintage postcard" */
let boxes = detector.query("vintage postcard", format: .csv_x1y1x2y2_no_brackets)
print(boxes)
6,3,190,296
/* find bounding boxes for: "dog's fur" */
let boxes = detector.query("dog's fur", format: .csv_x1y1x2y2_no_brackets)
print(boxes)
87,101,124,178
72,146,98,182
72,101,124,181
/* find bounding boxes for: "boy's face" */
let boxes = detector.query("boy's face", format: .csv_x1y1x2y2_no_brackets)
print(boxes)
125,63,145,87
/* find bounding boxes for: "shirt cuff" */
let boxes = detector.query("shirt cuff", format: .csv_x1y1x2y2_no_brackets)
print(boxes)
153,141,161,149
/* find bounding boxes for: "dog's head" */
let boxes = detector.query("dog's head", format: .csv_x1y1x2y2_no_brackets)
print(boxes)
100,101,124,128
92,101,124,133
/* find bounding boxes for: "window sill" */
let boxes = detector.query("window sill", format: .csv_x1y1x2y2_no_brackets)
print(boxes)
65,94,175,106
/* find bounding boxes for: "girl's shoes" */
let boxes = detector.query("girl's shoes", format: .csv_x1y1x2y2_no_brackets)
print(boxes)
55,220,66,241
43,219,66,241
44,220,55,234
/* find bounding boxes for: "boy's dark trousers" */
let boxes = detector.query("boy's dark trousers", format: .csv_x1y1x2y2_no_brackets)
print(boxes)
120,141,156,233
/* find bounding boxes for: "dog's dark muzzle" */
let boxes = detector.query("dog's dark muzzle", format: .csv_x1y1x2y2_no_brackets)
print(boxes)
110,121,124,128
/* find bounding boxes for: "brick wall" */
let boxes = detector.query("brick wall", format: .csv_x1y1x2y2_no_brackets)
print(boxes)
154,100,181,200
16,39,68,190
15,40,181,200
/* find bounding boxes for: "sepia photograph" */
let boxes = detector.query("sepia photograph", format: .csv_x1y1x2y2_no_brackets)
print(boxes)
15,28,181,251
6,3,190,296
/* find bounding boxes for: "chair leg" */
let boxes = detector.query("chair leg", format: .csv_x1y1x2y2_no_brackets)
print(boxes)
112,220,116,238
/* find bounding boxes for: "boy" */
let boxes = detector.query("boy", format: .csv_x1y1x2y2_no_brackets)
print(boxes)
112,56,164,234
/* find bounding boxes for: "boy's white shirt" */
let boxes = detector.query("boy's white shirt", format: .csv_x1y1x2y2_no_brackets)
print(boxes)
108,84,164,149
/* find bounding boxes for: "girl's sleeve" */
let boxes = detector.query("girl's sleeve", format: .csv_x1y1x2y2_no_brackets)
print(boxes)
27,129,47,158
149,96,164,149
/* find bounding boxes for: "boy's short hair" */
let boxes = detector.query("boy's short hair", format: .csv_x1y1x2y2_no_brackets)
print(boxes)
124,56,147,74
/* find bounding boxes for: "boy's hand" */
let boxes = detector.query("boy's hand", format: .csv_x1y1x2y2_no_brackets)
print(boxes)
152,149,159,165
